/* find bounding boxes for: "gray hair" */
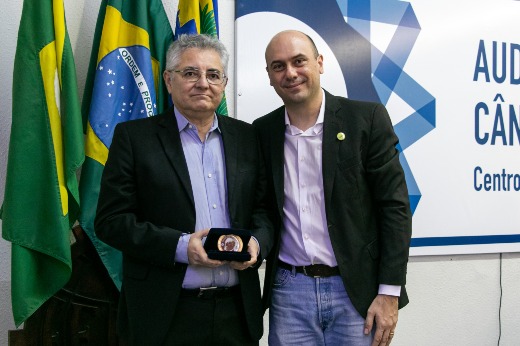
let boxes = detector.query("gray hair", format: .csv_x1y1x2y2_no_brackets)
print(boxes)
165,34,229,76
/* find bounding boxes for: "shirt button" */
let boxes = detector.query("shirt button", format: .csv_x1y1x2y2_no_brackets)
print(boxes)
188,124,192,129
213,204,217,209
220,271,223,275
305,234,310,239
302,207,306,212
301,157,305,162
208,174,212,178
302,183,306,187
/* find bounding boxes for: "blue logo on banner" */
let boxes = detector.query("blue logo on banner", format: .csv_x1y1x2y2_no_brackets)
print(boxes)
89,45,157,149
338,0,436,215
237,0,436,215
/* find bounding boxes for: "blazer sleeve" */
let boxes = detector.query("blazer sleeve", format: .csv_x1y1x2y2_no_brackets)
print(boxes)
94,123,183,268
248,130,276,267
365,104,412,286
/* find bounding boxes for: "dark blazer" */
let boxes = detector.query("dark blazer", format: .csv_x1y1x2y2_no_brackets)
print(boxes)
95,106,274,346
253,90,412,319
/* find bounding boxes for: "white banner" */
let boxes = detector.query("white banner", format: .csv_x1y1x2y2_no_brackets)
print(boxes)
235,0,520,256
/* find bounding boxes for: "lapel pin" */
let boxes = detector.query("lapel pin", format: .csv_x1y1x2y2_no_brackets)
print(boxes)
337,132,345,141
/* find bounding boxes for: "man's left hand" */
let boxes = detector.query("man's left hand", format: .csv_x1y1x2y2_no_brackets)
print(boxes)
365,294,398,346
229,238,258,270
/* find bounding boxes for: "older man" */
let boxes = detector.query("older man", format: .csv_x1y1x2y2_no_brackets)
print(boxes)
95,34,273,346
253,30,412,346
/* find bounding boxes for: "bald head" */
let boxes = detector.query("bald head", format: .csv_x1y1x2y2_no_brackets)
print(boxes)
265,30,319,64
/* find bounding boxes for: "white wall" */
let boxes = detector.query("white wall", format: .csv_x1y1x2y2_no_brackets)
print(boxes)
0,1,519,345
0,0,25,342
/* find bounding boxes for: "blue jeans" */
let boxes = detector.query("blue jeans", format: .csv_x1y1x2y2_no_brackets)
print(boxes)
269,267,375,346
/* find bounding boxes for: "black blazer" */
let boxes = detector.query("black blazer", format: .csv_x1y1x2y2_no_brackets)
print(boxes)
95,106,274,345
253,90,412,318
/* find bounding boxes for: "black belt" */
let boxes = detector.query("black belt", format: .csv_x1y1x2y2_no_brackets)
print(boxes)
180,285,240,299
278,260,340,278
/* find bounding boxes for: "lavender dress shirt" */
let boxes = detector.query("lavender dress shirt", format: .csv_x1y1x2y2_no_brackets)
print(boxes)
279,90,400,296
172,107,238,289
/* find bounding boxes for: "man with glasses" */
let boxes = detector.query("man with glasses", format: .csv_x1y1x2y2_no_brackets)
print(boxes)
95,34,274,346
253,30,412,346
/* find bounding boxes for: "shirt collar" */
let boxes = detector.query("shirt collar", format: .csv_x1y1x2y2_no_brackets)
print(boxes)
284,88,325,136
174,106,220,134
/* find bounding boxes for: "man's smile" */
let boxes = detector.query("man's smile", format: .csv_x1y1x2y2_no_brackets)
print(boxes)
284,81,305,89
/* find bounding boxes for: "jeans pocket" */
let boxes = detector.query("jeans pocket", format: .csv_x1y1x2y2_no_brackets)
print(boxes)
273,268,291,288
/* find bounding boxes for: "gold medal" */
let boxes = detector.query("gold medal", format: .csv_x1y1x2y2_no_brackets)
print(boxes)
217,234,243,252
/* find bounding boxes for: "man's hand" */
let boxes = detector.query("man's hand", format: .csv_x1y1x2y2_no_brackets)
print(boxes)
365,294,399,346
229,237,258,270
187,228,224,268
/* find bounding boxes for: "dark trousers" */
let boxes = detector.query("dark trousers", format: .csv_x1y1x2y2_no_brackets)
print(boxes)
162,289,259,346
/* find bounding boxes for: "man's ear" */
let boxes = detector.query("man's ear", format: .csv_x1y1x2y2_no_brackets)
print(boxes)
163,70,173,93
317,54,324,74
266,67,273,86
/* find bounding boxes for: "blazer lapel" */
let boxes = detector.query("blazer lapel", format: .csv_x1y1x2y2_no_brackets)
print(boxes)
271,109,286,219
156,107,195,208
322,91,343,221
217,114,238,218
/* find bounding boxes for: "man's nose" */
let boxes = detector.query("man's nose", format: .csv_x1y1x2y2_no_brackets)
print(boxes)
285,64,298,80
195,72,210,88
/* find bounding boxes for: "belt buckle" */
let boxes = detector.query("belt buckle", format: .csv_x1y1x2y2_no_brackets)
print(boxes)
198,286,218,298
302,266,320,278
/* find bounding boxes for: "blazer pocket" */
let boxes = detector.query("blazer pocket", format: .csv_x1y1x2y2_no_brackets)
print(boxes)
338,151,362,171
365,238,380,260
123,260,149,280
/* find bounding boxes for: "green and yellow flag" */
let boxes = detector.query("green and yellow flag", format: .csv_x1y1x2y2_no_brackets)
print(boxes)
79,0,174,289
175,0,228,115
0,0,84,327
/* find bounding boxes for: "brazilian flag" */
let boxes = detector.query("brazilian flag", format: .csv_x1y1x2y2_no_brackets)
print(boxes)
79,0,173,289
1,0,84,326
176,0,228,116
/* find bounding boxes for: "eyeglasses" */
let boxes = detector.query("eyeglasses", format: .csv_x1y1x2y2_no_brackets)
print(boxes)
171,68,227,85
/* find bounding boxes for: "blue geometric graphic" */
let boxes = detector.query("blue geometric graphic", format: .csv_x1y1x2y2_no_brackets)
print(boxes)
338,0,436,215
236,0,435,215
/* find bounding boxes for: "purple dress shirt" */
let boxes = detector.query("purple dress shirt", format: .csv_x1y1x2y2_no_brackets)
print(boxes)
279,90,400,296
172,107,238,289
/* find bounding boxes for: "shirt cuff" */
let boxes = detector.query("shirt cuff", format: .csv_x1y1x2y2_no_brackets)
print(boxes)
378,284,401,297
251,236,260,256
174,233,191,264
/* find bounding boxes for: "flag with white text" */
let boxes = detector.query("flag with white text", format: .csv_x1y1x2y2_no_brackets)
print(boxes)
79,0,174,289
